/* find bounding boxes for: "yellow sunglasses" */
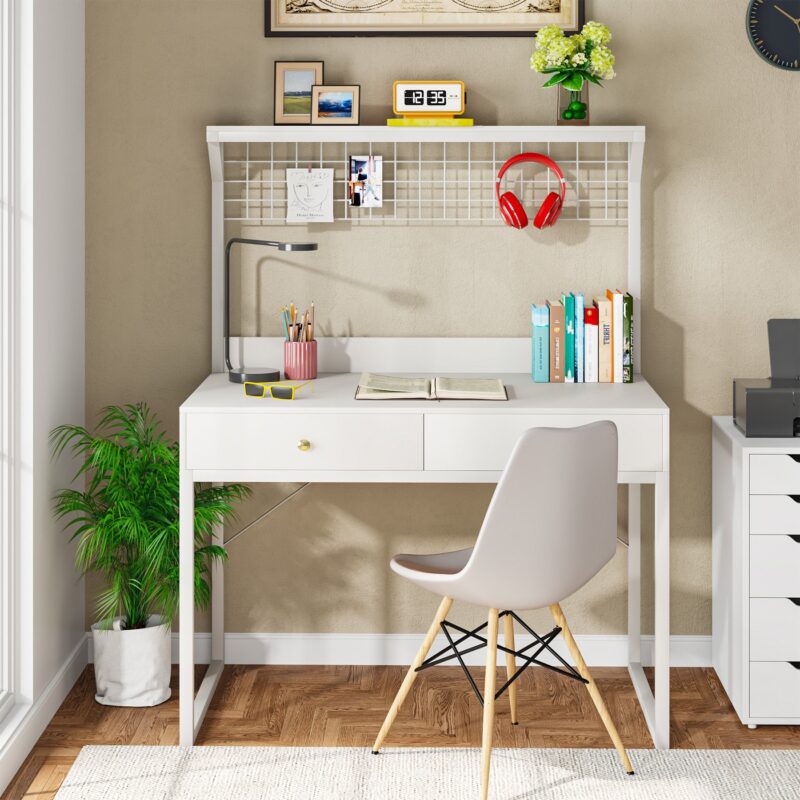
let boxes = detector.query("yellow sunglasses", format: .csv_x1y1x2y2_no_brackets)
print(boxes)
243,380,313,400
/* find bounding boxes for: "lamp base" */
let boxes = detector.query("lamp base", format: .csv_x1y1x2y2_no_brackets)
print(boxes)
228,367,281,384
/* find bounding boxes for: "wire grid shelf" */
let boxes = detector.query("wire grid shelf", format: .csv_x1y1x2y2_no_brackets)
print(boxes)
222,139,629,226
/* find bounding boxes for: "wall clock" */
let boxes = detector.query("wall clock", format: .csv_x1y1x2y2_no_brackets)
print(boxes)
747,0,800,70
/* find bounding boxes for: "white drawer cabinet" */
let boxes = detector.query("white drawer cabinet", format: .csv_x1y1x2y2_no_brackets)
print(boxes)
750,536,800,597
750,662,800,718
712,417,800,727
185,412,423,471
750,599,800,661
750,455,800,494
750,495,800,534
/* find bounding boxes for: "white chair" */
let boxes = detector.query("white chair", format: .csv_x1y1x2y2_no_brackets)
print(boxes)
372,422,633,799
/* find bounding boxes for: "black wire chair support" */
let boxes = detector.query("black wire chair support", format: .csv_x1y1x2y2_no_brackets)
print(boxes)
414,610,588,707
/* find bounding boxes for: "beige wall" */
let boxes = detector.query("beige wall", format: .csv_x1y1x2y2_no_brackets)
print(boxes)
86,0,800,636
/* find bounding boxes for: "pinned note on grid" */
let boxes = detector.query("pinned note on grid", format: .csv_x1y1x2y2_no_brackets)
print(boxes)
286,168,334,223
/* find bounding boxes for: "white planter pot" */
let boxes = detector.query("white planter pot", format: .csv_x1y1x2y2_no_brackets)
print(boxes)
92,615,171,707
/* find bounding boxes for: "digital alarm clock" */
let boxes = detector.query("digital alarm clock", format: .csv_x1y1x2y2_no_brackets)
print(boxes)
392,81,466,118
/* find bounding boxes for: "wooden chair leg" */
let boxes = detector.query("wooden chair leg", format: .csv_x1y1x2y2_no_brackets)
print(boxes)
503,613,518,725
481,608,499,800
372,596,453,754
549,603,634,775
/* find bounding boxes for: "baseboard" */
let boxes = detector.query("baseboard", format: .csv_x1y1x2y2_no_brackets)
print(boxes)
88,632,711,668
0,634,88,796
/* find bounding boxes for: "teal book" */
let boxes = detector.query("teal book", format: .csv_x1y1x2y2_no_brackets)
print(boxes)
622,292,634,383
531,303,549,382
573,293,584,383
561,293,575,383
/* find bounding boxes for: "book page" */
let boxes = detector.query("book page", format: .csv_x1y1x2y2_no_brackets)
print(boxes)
435,377,502,394
359,373,431,394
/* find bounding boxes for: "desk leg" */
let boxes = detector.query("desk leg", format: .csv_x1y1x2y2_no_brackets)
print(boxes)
653,471,670,749
179,467,195,747
211,485,224,664
627,476,670,750
627,485,641,666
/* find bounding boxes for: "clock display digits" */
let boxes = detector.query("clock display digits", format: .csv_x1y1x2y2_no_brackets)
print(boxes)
427,89,447,105
404,89,425,106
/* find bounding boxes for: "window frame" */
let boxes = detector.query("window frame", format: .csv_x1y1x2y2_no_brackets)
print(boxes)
0,0,20,725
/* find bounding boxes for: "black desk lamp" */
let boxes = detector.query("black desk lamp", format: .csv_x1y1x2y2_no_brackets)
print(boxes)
225,237,319,384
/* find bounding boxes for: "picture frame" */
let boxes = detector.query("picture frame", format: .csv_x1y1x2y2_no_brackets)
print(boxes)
274,61,324,125
311,85,360,126
265,0,583,37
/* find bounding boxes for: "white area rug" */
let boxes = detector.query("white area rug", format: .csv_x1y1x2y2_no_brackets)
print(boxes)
55,746,800,799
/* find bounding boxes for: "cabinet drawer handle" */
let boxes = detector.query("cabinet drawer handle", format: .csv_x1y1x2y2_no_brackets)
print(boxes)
789,455,800,464
297,439,311,452
790,599,800,606
789,495,800,504
790,662,800,670
790,535,800,543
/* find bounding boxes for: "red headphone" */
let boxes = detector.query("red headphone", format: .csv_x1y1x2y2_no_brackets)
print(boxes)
496,153,567,230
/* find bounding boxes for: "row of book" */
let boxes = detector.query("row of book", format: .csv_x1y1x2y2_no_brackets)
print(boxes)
531,291,634,383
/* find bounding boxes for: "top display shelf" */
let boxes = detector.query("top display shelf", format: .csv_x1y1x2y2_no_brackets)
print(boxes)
206,125,646,145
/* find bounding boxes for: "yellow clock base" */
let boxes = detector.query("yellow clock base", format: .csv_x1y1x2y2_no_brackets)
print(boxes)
386,117,474,127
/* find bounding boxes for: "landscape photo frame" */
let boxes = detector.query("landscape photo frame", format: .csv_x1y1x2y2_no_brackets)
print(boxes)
311,85,360,126
274,61,324,124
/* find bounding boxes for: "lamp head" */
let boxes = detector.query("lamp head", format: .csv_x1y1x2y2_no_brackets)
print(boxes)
277,242,318,252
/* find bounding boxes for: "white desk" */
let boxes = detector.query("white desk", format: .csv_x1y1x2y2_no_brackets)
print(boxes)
179,370,670,748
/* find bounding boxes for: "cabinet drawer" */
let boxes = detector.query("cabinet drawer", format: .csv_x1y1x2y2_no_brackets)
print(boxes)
750,455,800,494
750,536,800,596
750,495,800,534
750,662,800,718
424,413,663,472
750,599,800,660
185,413,423,471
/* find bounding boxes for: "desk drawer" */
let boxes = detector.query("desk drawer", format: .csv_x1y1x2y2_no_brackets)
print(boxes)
750,536,800,596
750,599,800,661
750,495,800,534
423,414,663,472
750,455,800,494
750,662,800,718
185,413,423,471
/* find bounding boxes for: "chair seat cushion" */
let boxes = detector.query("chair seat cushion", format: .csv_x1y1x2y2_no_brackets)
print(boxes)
391,547,473,577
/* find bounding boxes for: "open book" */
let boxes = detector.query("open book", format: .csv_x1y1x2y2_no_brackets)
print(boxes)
355,373,507,401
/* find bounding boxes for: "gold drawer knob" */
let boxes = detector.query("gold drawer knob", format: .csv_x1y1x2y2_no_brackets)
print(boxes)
297,439,311,452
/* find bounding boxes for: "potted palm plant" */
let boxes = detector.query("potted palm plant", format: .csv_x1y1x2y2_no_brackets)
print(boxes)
51,403,250,707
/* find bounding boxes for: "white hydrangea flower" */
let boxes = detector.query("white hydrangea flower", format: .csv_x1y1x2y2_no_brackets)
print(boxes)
582,20,611,45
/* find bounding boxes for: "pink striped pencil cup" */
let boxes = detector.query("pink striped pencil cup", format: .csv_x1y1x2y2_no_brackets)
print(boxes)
284,340,317,381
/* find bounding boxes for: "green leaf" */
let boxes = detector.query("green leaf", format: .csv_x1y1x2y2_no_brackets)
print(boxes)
543,71,571,88
562,73,585,92
50,403,250,629
584,73,602,86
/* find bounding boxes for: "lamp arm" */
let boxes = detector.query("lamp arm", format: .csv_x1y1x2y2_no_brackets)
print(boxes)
223,238,283,373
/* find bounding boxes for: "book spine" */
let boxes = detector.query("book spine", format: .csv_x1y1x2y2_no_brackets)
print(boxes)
532,305,550,383
548,302,565,383
574,293,584,383
608,290,623,384
622,293,633,383
595,297,612,383
584,307,598,383
562,293,575,383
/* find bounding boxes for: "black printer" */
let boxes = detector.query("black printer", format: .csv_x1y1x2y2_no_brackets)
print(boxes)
734,319,800,437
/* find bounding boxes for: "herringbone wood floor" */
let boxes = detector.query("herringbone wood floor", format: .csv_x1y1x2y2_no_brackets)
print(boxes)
4,665,800,799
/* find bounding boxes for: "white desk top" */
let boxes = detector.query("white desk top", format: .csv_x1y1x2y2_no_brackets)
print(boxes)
182,373,669,416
